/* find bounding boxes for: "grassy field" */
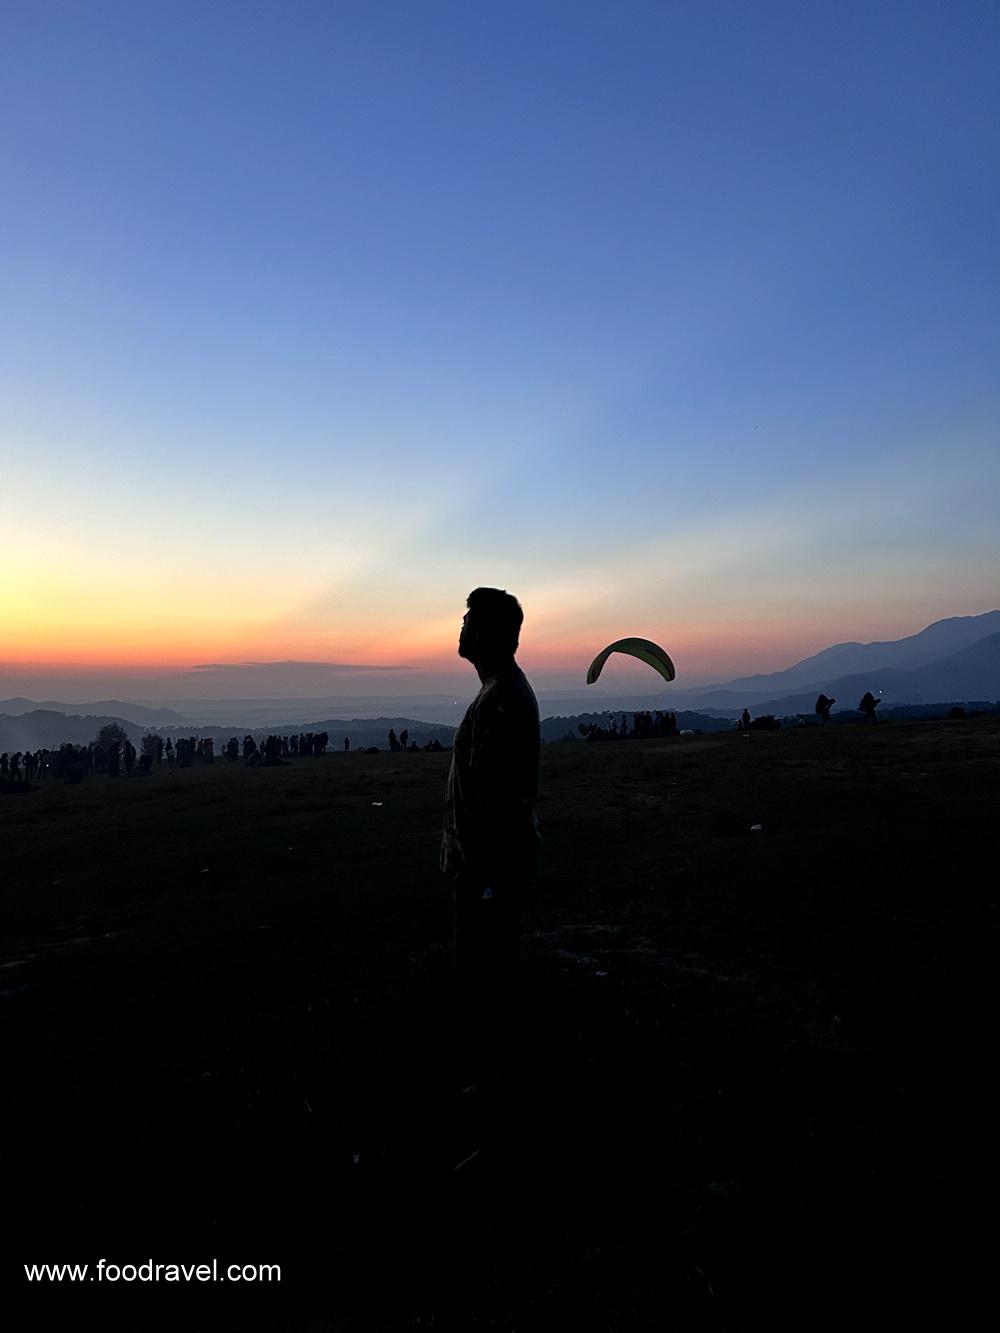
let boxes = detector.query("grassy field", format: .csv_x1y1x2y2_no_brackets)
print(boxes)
3,719,997,1329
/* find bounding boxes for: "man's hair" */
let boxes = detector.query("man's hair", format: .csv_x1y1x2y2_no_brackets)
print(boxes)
466,587,523,654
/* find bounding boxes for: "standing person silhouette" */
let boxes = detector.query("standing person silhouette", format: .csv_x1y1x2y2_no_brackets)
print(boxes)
859,691,880,723
442,588,541,1075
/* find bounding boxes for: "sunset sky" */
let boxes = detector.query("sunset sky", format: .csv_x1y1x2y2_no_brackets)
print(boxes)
3,1,998,701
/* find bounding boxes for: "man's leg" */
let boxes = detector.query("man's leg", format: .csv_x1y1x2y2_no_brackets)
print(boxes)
451,876,523,1084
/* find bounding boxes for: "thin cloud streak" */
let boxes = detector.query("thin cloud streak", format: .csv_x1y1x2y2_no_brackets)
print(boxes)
190,660,414,672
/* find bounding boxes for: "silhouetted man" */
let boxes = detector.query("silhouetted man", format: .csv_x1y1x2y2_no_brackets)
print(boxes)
741,708,751,731
815,694,835,726
442,587,541,994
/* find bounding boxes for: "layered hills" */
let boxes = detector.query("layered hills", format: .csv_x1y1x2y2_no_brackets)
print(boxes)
665,611,1000,714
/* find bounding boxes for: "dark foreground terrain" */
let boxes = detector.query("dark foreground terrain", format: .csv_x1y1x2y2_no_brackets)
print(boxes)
2,720,997,1329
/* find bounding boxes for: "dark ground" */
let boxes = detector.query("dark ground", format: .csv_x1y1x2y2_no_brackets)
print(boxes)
2,719,997,1329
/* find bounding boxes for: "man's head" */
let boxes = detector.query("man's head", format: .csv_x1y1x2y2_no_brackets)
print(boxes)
458,587,523,665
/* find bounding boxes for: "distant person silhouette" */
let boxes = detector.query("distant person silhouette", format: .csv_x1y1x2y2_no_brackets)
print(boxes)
442,586,541,1066
815,694,835,726
399,728,409,752
343,736,350,751
741,708,751,731
859,691,880,723
388,728,400,753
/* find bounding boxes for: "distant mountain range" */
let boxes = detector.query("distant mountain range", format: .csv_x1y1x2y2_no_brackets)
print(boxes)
744,631,1000,716
0,697,188,725
0,710,149,752
662,611,1000,714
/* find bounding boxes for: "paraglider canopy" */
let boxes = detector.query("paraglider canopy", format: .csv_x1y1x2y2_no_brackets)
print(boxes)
586,637,676,686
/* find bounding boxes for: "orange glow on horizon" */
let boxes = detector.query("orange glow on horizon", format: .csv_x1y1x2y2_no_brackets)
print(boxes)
0,574,881,685
0,620,839,680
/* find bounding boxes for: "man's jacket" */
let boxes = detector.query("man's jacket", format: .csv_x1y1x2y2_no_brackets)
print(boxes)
441,663,541,885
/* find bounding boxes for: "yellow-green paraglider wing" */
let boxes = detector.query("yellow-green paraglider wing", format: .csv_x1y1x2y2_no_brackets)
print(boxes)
586,637,676,686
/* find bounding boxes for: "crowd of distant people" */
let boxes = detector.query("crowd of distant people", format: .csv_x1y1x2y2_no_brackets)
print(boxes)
579,694,894,742
578,711,679,741
0,725,453,788
385,727,446,753
1,740,142,784
236,731,330,766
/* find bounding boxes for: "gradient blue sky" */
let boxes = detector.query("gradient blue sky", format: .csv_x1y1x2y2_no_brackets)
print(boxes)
2,1,998,699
